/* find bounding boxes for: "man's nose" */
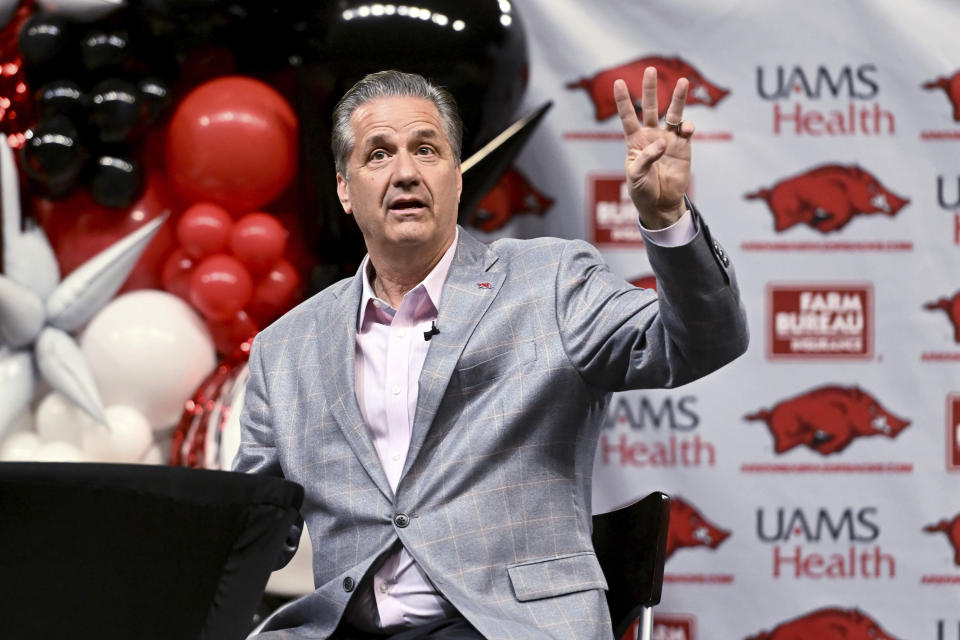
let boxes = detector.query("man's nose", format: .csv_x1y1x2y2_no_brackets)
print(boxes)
392,150,421,186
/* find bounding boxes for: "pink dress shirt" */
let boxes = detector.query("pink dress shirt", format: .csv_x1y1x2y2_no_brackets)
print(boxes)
347,213,695,631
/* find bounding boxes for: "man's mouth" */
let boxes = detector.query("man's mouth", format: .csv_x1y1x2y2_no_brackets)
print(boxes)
389,198,427,213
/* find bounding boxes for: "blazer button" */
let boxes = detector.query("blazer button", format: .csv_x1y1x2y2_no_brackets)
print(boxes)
343,576,355,592
394,513,410,528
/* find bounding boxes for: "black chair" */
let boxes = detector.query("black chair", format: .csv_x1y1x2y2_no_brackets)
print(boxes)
592,491,671,640
0,462,303,640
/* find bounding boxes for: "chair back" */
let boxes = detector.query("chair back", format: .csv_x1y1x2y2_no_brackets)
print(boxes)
592,491,671,640
0,462,303,640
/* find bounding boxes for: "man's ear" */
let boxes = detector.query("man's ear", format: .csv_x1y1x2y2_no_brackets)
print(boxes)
456,164,463,200
336,173,352,215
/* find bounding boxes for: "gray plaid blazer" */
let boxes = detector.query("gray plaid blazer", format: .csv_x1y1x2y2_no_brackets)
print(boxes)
235,213,747,640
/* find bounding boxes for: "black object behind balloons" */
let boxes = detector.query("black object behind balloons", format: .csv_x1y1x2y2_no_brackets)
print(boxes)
89,153,144,208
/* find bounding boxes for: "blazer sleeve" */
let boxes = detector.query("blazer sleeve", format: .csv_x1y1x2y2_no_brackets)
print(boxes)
555,207,748,392
233,334,303,569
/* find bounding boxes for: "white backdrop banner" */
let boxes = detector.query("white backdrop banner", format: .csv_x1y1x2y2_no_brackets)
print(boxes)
473,1,960,638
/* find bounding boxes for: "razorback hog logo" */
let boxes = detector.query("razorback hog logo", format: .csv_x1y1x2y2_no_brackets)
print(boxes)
629,274,658,291
666,497,730,560
923,290,960,343
746,607,901,640
745,165,910,233
566,56,729,121
744,385,910,455
922,69,960,121
470,167,553,232
923,512,960,566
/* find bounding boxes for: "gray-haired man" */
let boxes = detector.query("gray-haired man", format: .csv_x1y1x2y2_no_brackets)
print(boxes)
235,69,747,639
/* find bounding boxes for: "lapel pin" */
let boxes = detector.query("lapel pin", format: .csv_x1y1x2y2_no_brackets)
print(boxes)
477,282,492,289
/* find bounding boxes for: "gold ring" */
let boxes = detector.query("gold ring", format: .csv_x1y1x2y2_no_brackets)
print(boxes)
664,119,683,134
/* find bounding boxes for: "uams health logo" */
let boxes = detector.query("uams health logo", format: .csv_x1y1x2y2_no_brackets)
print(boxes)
745,386,910,455
757,506,895,579
568,56,729,121
746,607,901,640
745,165,910,233
767,284,872,359
600,395,715,468
756,64,894,136
936,176,960,246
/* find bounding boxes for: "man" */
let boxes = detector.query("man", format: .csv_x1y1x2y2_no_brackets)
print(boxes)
235,69,747,640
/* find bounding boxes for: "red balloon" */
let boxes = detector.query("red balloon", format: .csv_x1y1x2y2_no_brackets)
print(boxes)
189,254,254,321
177,202,234,259
230,212,288,273
248,259,301,328
33,172,181,292
166,76,298,213
206,309,259,357
161,248,197,302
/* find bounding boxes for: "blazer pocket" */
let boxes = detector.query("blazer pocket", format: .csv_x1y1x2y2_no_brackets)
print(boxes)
506,551,608,602
454,340,537,390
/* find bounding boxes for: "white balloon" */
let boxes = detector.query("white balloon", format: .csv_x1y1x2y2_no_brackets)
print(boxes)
80,291,217,431
37,0,126,21
0,348,35,437
46,215,167,333
35,391,92,446
35,327,107,425
140,444,164,465
0,431,41,461
1,139,59,298
34,441,89,463
82,405,153,463
0,274,45,348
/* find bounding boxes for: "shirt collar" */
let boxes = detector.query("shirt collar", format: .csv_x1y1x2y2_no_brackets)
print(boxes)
357,227,459,330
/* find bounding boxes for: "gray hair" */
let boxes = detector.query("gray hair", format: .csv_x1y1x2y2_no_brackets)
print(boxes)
331,70,463,176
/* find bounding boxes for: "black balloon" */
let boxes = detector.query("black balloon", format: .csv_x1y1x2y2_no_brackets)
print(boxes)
138,77,172,123
35,80,86,120
88,78,147,143
88,153,144,208
18,14,72,81
21,115,87,197
80,28,132,76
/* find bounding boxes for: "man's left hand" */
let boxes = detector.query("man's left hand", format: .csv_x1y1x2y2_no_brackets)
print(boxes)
614,66,695,229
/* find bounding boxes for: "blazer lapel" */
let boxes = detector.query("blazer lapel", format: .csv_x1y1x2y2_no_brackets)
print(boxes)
402,228,504,480
318,272,394,502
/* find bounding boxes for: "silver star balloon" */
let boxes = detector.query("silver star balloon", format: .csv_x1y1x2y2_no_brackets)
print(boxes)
0,138,167,437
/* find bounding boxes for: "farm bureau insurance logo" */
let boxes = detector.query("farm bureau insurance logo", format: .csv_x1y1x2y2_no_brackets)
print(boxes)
745,607,902,640
756,505,895,580
921,68,960,140
756,63,895,136
767,284,873,359
599,394,713,468
740,385,912,473
619,613,696,640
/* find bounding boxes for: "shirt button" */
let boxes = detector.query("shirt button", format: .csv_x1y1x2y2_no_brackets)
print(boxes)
343,576,355,592
392,453,401,461
379,583,389,593
397,329,406,339
394,513,410,528
391,385,401,396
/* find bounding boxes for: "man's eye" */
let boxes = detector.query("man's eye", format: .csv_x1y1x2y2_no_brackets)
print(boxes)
370,150,387,161
417,146,435,156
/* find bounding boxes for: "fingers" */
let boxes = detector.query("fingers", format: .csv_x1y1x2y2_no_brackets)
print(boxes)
641,66,659,127
664,77,689,127
613,78,640,137
628,138,667,176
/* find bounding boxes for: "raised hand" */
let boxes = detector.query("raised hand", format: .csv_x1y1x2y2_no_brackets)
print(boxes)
614,66,695,229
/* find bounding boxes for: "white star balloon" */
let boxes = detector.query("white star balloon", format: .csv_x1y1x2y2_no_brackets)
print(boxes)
0,138,167,437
